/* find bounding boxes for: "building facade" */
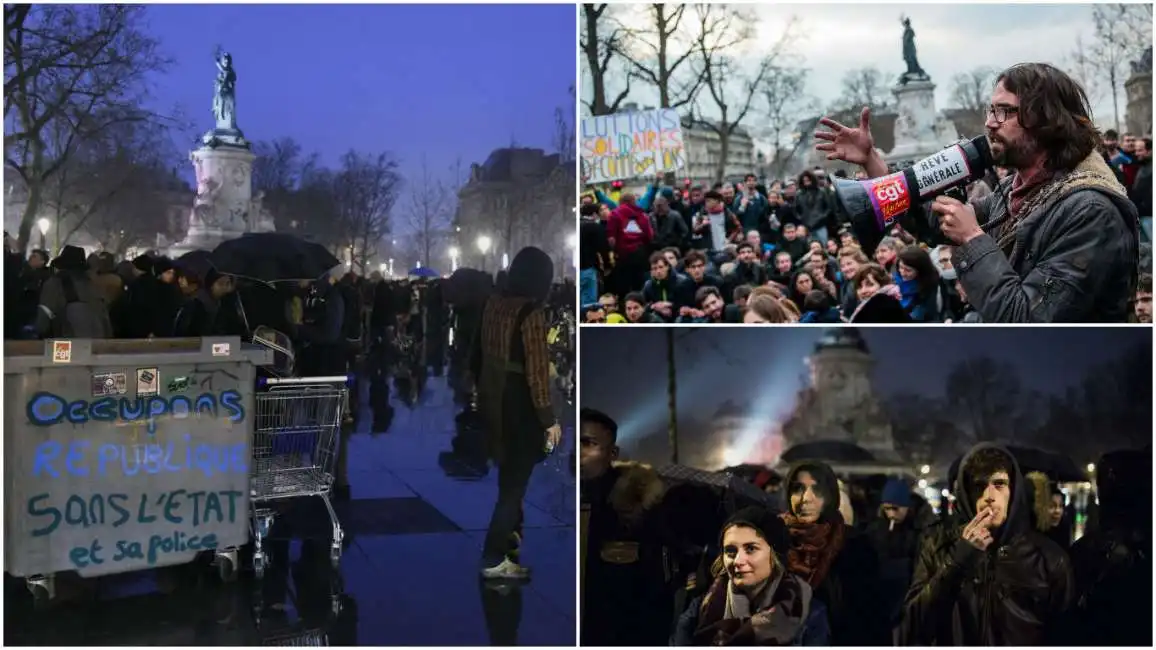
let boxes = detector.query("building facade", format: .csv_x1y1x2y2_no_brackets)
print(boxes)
453,147,574,275
680,118,757,185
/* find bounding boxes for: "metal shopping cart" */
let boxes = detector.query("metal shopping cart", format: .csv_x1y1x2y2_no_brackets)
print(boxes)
249,375,348,578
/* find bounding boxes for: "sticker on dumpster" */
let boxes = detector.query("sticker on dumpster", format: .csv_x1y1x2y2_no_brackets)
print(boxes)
167,376,190,393
17,385,252,578
91,373,128,398
211,343,231,357
136,368,159,396
52,341,72,364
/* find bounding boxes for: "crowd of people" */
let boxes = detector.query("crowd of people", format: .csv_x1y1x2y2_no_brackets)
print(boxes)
2,235,575,433
579,63,1151,324
580,408,1151,646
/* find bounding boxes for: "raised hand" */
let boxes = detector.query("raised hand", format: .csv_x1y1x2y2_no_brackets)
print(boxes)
814,107,876,166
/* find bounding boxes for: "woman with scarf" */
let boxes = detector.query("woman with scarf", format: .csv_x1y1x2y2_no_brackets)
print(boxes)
673,507,830,646
779,461,888,645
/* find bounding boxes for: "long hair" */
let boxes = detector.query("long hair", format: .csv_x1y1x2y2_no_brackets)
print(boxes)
996,63,1100,172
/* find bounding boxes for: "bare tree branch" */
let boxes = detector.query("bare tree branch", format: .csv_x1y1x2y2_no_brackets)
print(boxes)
407,156,451,270
761,65,817,179
613,4,704,110
581,4,631,115
693,6,800,183
5,5,169,253
832,66,894,114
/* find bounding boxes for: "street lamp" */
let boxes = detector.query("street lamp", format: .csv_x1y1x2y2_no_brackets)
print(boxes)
36,217,50,250
378,262,387,274
388,258,394,277
477,235,492,271
449,246,460,272
501,252,509,269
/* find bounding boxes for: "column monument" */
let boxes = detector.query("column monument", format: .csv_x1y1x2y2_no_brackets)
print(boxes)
170,48,274,258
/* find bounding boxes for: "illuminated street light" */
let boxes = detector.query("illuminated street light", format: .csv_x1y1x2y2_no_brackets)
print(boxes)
477,235,492,254
378,262,387,273
36,217,50,249
449,246,460,272
1086,463,1096,473
501,252,509,269
920,464,930,475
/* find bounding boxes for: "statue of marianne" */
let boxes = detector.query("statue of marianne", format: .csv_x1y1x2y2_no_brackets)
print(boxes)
901,17,928,81
212,48,237,129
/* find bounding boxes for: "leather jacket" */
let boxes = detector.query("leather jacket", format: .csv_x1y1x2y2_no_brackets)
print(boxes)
899,443,1074,645
900,520,1073,645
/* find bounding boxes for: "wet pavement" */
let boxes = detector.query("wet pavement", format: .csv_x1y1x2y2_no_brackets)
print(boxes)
5,370,576,646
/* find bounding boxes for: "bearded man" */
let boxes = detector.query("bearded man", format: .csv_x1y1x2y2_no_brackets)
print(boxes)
816,63,1139,322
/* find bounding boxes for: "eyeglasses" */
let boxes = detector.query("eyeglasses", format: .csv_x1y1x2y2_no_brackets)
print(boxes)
987,104,1020,125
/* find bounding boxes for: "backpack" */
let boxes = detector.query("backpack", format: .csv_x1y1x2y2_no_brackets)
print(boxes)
57,274,112,338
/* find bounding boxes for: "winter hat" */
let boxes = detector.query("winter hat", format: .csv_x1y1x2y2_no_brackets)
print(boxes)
881,478,912,508
153,257,174,276
659,187,675,201
132,254,154,274
51,245,87,271
722,506,791,558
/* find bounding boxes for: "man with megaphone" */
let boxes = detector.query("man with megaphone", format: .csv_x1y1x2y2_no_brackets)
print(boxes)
816,62,1139,323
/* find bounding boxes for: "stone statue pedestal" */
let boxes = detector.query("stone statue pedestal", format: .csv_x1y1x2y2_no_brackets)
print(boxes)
779,328,902,463
887,79,942,164
886,79,960,167
1125,71,1152,137
168,141,259,258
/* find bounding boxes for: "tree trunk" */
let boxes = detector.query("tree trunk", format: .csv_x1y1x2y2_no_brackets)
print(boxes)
584,6,607,115
666,328,679,465
715,129,731,186
1110,67,1121,134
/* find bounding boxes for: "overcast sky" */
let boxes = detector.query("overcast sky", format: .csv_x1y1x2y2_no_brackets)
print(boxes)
589,3,1149,130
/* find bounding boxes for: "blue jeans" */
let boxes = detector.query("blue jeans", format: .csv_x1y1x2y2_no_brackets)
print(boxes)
580,268,598,306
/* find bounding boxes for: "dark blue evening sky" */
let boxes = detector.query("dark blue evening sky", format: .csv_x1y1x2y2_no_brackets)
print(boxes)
144,3,575,237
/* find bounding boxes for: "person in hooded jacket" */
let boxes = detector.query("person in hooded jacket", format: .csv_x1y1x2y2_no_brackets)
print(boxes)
899,443,1073,645
865,479,924,635
674,506,830,646
779,460,887,645
1063,448,1151,646
472,247,562,581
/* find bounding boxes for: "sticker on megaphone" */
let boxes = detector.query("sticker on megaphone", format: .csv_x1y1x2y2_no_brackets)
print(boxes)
865,172,912,229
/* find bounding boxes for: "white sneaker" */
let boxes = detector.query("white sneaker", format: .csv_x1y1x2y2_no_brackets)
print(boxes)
481,558,530,580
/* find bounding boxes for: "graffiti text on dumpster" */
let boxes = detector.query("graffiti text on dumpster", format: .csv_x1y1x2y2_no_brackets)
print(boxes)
32,437,248,478
25,389,245,435
25,490,243,569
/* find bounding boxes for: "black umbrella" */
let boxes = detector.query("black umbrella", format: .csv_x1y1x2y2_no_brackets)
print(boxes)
174,250,217,284
212,233,341,283
656,464,775,512
948,446,1085,485
443,268,494,306
656,464,779,547
780,440,876,464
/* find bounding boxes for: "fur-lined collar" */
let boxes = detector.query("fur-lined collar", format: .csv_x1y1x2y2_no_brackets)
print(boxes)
998,150,1131,255
608,461,665,527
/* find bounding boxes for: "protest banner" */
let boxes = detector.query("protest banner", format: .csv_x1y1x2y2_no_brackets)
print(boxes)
579,108,686,185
